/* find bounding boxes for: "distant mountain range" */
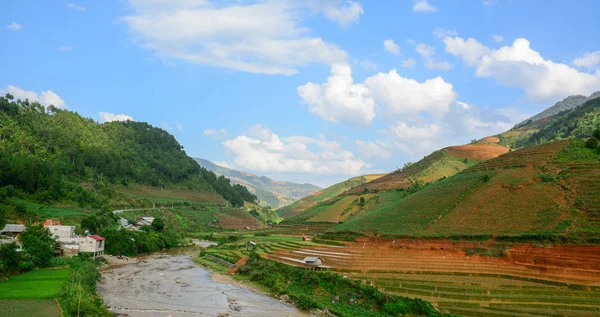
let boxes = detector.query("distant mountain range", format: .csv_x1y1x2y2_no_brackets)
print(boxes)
515,91,600,128
194,158,321,209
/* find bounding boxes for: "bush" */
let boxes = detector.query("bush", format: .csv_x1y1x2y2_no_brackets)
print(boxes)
586,136,599,149
59,257,112,316
20,224,56,267
593,128,600,139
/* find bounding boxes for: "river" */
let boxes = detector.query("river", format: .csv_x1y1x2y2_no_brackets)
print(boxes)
97,253,311,317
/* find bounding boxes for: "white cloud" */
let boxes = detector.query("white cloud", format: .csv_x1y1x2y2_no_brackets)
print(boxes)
204,128,229,139
433,28,457,39
401,59,417,68
364,69,457,118
390,121,440,141
58,46,73,52
160,121,170,130
356,140,392,160
573,51,600,69
492,34,504,42
413,0,437,13
223,124,369,175
99,112,134,123
122,0,349,75
7,22,22,31
176,122,184,132
416,43,453,70
443,36,600,100
298,63,376,126
2,85,66,108
444,36,491,66
309,0,364,27
456,100,471,109
383,39,400,55
359,60,377,71
67,3,86,12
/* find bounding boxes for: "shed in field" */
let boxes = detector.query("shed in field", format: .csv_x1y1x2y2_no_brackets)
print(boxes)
303,256,324,270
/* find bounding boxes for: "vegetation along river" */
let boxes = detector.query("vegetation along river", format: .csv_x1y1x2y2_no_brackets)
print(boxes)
97,253,310,317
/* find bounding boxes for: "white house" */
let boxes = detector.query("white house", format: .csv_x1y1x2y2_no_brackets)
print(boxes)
136,217,155,226
45,225,76,240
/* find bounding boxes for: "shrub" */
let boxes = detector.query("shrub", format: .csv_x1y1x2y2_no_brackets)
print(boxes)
586,136,599,149
593,128,600,139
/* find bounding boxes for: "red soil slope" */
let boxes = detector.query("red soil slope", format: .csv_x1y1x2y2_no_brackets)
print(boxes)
445,144,509,160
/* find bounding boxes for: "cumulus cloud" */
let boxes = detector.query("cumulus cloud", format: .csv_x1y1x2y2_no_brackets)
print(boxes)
359,60,377,71
58,46,73,52
298,63,376,126
364,69,457,118
413,0,437,13
223,124,369,175
573,51,600,69
1,85,66,108
176,122,184,132
7,22,22,31
443,36,600,100
433,28,457,39
415,43,453,70
67,3,86,12
384,39,400,55
492,34,504,42
99,112,134,122
356,140,392,160
121,0,351,75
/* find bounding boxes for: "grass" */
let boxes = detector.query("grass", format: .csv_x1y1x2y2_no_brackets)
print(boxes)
0,299,61,317
14,199,89,219
0,269,70,299
116,183,226,204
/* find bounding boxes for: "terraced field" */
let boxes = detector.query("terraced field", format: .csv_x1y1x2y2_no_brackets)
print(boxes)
265,239,600,317
558,163,600,227
467,140,569,172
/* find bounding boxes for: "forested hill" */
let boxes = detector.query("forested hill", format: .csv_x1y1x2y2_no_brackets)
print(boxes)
0,94,255,207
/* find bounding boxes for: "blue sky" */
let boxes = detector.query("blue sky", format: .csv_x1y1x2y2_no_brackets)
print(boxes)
1,0,600,187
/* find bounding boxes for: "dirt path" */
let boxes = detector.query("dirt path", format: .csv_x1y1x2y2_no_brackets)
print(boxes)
97,253,310,317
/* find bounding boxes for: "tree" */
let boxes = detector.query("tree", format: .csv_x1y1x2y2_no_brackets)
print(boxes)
0,242,21,273
593,128,600,140
20,225,56,268
359,197,366,206
151,217,165,231
586,137,599,149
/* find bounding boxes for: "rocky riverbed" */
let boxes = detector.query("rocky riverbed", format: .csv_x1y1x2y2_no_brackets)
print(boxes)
98,253,310,317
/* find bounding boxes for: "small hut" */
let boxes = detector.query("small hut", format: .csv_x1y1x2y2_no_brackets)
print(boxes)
0,224,26,238
303,256,324,270
245,241,256,251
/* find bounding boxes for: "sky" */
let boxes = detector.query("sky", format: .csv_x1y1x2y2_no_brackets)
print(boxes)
1,0,600,187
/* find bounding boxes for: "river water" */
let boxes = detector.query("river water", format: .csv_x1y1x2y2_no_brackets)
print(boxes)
97,253,310,317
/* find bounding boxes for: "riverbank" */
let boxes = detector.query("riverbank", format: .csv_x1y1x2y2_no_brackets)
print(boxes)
97,252,310,317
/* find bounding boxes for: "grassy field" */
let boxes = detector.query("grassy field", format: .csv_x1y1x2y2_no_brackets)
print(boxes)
0,269,69,299
14,198,89,220
116,183,226,204
276,174,385,218
0,299,61,317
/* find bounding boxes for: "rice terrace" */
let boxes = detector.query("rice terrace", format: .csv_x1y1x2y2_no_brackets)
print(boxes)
2,1,600,316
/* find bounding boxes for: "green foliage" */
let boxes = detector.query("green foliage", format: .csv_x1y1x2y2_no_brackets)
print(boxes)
58,257,112,316
20,225,56,268
517,97,600,148
80,209,117,234
238,254,447,317
593,128,600,139
99,228,180,256
0,95,255,208
586,136,599,149
0,269,69,299
151,217,165,231
0,243,21,276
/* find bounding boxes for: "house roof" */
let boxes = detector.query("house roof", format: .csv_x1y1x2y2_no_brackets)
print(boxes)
303,256,322,263
43,219,61,226
88,235,105,241
1,224,26,233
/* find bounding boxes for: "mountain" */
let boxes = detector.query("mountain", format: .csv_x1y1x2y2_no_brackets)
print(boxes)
335,139,600,239
276,174,385,219
194,158,321,209
0,94,256,211
514,91,600,129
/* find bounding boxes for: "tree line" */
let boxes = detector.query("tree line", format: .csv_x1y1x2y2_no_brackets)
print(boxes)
0,94,256,208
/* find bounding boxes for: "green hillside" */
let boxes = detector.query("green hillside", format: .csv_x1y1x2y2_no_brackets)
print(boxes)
276,174,385,219
194,158,320,208
0,94,256,226
334,139,600,240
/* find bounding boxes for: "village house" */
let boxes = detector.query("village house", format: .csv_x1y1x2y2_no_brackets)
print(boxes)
42,219,105,258
0,224,26,238
136,217,155,226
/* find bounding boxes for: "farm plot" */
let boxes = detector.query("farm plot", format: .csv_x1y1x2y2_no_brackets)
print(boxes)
0,269,69,299
0,299,61,317
265,238,600,317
